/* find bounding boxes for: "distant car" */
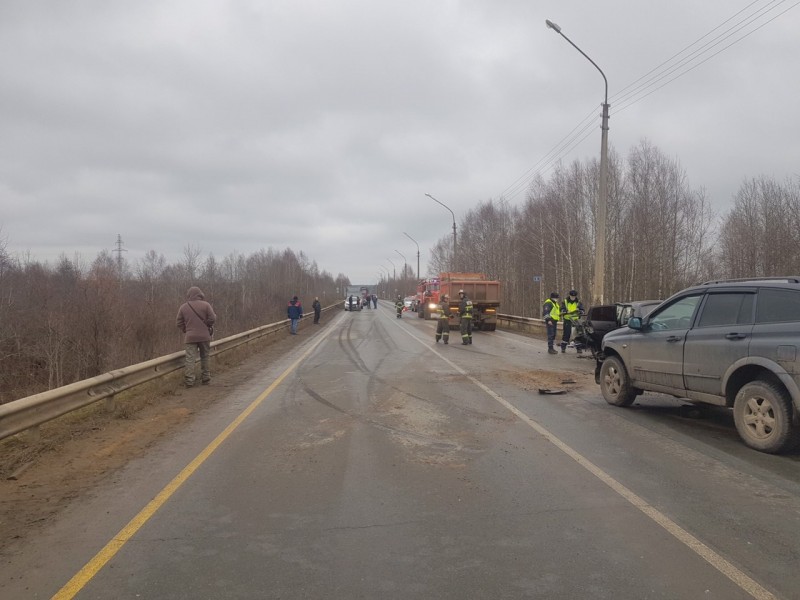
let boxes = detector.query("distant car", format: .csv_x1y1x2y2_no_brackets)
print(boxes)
403,296,414,310
343,296,362,311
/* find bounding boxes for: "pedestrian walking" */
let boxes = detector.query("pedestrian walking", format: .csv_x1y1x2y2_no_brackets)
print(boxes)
312,297,321,324
560,290,585,353
288,295,303,334
371,293,377,309
458,289,473,345
435,294,450,344
176,286,216,387
543,292,560,354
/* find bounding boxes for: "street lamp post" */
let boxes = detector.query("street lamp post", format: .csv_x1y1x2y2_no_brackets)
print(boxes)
394,250,407,278
378,265,390,298
386,258,396,280
403,232,421,280
425,193,457,271
546,19,609,305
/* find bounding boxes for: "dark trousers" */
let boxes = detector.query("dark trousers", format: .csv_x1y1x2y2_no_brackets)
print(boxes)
436,319,449,342
460,317,472,344
561,320,573,349
313,310,320,324
546,319,558,348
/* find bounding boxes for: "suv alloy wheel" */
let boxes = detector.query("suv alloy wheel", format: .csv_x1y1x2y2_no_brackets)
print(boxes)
600,356,637,407
733,380,798,453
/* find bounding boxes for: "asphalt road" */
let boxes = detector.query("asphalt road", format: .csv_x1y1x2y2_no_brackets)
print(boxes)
3,301,800,599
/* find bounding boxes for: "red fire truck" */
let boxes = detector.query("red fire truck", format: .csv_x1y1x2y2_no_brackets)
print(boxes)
414,277,441,320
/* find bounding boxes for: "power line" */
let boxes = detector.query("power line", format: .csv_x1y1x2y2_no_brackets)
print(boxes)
615,0,797,113
613,0,779,104
497,0,798,201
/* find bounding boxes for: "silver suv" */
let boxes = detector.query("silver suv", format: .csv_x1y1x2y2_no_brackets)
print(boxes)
598,277,800,453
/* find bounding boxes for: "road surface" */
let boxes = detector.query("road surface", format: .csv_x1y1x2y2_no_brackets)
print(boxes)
2,301,799,599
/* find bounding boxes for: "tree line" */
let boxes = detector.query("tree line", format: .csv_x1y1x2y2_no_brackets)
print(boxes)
426,139,799,318
3,138,798,402
0,242,347,403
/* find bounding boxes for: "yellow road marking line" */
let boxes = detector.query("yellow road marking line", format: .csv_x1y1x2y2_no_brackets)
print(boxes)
52,324,337,600
396,322,778,600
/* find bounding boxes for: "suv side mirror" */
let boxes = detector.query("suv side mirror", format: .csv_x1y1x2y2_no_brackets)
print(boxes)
628,317,642,330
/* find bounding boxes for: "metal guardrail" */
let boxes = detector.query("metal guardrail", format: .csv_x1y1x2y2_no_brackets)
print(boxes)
496,313,547,337
0,306,337,442
1,306,537,442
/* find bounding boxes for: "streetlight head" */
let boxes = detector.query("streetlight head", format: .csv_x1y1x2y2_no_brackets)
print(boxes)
545,19,561,33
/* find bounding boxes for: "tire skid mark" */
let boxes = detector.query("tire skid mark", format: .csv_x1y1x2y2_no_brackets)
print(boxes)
300,383,461,450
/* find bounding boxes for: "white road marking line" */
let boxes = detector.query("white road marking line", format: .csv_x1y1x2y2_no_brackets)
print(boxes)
391,319,779,600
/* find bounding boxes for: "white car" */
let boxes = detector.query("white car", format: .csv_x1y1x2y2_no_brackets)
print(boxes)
343,296,362,311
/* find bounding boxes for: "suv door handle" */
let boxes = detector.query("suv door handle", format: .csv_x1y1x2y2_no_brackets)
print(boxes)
666,336,683,343
725,333,747,340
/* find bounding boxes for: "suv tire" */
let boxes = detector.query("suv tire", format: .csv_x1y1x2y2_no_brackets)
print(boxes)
733,381,797,454
600,356,637,407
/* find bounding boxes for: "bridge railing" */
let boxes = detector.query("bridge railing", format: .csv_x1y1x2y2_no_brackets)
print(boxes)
496,313,547,337
0,305,338,442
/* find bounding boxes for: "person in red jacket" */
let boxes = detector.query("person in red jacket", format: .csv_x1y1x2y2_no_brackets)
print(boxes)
176,286,216,387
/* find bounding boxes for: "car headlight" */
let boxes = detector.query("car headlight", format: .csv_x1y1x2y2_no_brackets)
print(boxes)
428,303,437,309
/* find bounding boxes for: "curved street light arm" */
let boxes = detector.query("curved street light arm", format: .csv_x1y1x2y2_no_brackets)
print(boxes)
425,193,455,223
545,20,608,103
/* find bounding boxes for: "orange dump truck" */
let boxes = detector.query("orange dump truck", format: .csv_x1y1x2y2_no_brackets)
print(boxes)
438,272,501,331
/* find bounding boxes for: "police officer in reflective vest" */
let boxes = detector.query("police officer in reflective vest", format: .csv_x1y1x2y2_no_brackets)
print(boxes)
543,292,560,354
560,289,585,353
458,289,473,345
435,294,450,344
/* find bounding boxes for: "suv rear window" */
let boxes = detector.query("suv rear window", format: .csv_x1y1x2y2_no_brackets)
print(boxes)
755,288,800,323
697,292,754,327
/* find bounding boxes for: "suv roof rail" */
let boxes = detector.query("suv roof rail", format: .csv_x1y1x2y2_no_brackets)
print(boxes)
698,276,800,285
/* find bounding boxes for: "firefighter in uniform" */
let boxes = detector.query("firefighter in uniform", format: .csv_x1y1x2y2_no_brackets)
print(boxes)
458,289,473,345
435,294,450,344
543,292,560,354
395,295,404,317
560,289,585,353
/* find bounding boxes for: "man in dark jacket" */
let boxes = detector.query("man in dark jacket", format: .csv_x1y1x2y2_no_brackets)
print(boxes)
176,286,216,387
288,296,303,334
312,297,322,324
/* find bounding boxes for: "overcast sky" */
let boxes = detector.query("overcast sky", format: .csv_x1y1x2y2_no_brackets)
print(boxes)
1,0,798,284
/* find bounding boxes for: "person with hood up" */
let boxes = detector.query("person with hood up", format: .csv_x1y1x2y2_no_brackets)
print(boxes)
312,297,322,324
288,295,303,334
176,286,217,387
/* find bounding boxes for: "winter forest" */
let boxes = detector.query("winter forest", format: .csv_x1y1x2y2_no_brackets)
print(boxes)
2,139,799,402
